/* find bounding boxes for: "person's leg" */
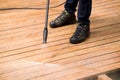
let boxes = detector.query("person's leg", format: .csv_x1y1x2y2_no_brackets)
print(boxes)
70,0,92,44
64,0,78,14
49,0,78,28
78,0,92,24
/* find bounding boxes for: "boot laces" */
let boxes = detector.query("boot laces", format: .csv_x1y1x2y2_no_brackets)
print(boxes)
54,11,70,23
73,23,88,38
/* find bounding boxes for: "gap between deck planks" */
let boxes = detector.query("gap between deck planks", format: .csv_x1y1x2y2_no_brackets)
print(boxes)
0,0,120,80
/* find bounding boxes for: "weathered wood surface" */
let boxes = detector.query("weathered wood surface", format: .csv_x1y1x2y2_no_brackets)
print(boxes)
0,0,120,80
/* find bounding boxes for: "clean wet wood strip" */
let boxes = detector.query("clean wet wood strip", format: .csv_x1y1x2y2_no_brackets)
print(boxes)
0,0,120,80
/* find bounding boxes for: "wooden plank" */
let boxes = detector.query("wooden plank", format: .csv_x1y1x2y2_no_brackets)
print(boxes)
26,57,120,80
0,0,119,31
98,74,112,80
0,29,119,63
0,0,120,80
0,42,119,80
0,23,120,53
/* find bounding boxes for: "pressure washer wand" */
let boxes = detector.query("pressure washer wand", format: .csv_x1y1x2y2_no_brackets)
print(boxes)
43,0,50,43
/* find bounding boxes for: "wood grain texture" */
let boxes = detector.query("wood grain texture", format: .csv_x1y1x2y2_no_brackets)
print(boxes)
98,74,112,80
0,0,120,80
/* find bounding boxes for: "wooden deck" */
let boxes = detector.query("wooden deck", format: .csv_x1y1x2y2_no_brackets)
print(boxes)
0,0,120,80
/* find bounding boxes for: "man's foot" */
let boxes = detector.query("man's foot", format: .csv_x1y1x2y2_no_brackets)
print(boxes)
49,10,77,28
70,23,90,44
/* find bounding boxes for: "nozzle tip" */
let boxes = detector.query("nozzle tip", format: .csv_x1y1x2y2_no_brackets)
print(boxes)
43,41,47,44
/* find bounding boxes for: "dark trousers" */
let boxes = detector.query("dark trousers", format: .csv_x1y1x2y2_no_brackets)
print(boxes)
64,0,92,24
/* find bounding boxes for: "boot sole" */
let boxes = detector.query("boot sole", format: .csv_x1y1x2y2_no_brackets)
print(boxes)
70,33,90,44
50,20,77,28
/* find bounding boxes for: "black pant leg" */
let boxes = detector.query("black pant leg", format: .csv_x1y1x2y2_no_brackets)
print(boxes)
78,0,92,24
64,0,78,13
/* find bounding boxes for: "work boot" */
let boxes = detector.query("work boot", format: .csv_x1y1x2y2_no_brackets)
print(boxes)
50,10,77,28
70,23,90,44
